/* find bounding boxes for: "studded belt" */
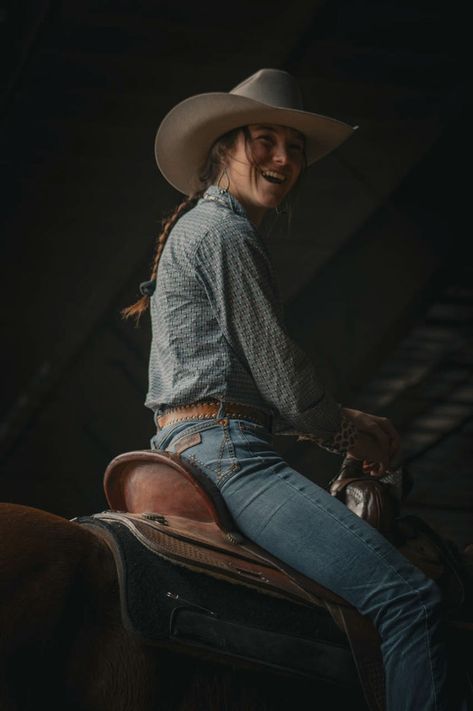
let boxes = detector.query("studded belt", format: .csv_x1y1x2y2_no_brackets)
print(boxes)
156,400,272,431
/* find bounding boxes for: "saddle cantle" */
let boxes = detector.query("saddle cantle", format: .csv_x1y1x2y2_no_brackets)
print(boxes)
104,449,244,542
103,449,385,711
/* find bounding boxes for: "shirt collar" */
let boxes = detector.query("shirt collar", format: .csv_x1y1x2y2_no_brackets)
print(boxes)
200,185,249,220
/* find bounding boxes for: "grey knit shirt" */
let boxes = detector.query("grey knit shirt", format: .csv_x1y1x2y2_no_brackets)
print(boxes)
145,185,356,454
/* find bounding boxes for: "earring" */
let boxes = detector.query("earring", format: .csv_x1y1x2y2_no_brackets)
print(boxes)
217,168,230,193
276,200,288,215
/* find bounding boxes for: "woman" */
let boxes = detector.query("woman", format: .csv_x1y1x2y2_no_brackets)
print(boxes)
123,69,448,710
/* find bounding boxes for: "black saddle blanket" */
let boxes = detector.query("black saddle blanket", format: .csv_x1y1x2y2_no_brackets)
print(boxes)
77,514,359,687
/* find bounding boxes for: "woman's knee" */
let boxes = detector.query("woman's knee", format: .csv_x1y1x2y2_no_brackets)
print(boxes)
381,574,443,635
419,576,443,614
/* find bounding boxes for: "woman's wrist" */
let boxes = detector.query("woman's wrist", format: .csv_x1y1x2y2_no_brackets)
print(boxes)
315,413,358,455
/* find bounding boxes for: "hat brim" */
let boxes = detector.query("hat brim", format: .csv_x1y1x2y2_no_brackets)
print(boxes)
155,92,357,196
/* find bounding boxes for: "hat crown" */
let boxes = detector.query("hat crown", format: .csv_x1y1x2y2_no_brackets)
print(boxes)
230,68,304,111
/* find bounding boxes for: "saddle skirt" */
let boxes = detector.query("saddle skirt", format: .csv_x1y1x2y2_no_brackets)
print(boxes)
76,512,362,693
88,509,358,612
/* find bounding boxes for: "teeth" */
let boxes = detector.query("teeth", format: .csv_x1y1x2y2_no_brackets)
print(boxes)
261,170,286,184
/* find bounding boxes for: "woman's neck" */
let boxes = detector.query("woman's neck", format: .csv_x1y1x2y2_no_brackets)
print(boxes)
227,187,267,228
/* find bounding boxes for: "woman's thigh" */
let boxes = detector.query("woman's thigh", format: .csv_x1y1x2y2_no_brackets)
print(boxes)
152,417,440,622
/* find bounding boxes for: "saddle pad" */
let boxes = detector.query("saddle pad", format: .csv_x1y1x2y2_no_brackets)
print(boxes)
77,515,359,687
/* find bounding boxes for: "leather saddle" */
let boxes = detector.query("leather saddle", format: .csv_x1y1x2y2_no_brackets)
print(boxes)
102,449,473,711
103,449,385,711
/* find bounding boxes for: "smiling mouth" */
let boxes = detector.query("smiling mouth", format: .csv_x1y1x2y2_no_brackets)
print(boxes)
260,169,287,185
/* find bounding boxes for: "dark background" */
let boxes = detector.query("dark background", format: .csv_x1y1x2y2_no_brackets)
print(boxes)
1,0,472,549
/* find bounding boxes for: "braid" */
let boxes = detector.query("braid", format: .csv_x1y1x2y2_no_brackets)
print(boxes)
121,191,203,323
122,126,241,325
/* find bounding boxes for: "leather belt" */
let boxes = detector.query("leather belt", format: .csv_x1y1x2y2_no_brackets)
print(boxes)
156,400,272,431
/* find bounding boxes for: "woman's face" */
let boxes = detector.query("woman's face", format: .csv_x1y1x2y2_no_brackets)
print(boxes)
224,124,305,226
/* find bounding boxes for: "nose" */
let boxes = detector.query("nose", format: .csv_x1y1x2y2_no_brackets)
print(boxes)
272,142,290,166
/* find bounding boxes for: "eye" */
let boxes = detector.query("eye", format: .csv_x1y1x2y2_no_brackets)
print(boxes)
289,143,304,152
256,134,273,144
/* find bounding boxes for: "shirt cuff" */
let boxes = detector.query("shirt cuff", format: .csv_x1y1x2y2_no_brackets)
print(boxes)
295,413,358,455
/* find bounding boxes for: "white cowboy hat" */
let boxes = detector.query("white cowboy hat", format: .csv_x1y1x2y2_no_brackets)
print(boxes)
155,68,358,196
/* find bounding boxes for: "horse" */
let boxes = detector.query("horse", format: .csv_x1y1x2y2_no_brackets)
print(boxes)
0,502,372,711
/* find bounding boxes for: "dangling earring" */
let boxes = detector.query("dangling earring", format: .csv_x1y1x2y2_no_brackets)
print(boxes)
276,199,288,216
217,168,230,193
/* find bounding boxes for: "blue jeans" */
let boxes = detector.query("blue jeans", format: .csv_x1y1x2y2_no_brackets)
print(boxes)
151,414,449,711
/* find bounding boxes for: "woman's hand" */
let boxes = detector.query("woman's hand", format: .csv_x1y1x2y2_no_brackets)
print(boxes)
341,407,400,477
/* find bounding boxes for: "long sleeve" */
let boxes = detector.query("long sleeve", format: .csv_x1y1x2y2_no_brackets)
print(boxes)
194,216,349,445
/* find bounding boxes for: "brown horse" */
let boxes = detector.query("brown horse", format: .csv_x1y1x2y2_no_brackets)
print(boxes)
0,502,373,711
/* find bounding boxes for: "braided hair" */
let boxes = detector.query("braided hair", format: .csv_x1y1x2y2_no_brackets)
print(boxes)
121,127,241,323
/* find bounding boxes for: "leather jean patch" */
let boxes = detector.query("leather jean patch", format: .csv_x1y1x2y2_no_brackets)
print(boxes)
174,432,202,455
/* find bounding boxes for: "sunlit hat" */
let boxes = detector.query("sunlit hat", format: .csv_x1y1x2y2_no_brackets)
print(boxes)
155,68,358,196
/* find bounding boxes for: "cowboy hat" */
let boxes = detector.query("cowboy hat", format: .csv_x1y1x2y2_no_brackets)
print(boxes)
155,68,358,196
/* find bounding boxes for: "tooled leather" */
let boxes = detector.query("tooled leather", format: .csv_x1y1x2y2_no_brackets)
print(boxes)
157,400,271,430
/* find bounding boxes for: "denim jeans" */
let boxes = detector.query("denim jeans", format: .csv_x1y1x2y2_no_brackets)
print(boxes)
151,413,449,711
